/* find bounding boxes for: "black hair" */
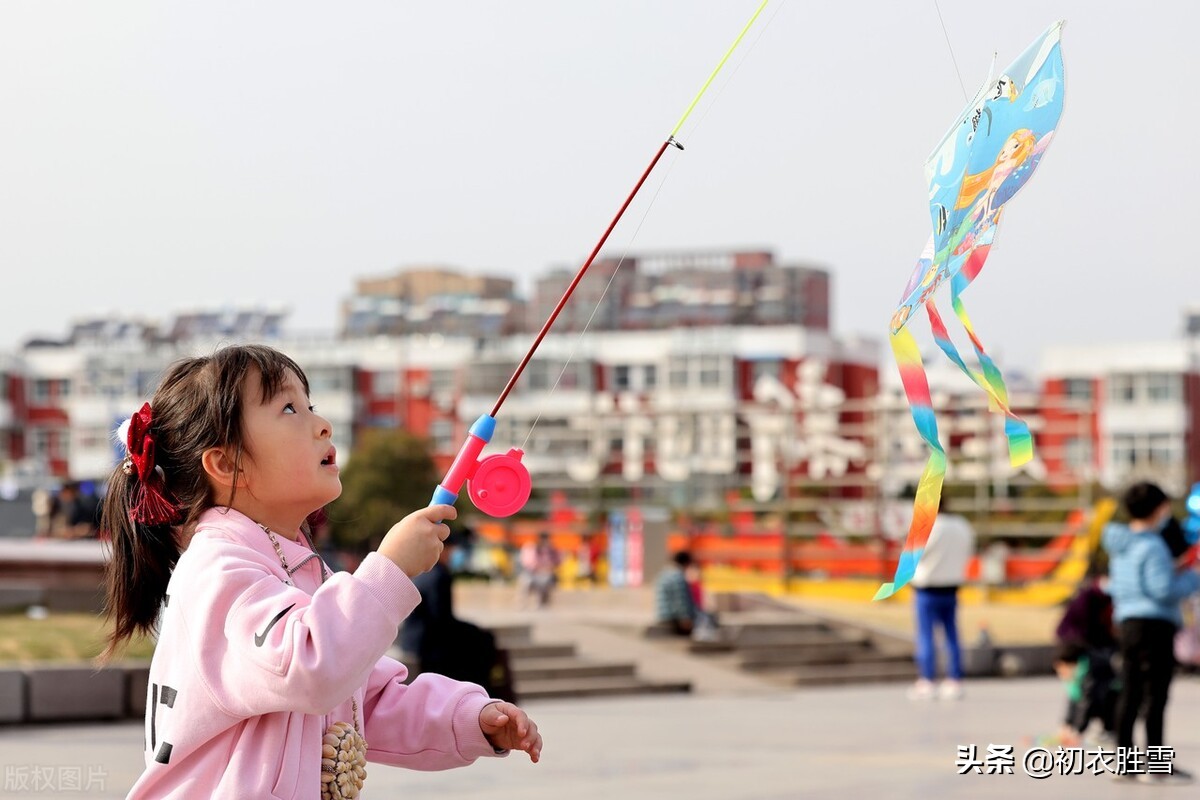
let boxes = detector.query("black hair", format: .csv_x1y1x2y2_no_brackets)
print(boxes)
1055,640,1086,665
1122,481,1168,521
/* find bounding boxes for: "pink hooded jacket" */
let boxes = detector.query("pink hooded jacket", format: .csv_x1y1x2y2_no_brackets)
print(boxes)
126,507,503,799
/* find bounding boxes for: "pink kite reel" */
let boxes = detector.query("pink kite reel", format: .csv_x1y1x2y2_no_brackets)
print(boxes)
467,448,531,517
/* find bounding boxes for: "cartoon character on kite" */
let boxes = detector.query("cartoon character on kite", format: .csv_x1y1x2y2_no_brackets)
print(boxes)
876,21,1067,600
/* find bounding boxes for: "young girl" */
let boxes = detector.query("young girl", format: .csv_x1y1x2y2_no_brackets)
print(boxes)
103,344,542,799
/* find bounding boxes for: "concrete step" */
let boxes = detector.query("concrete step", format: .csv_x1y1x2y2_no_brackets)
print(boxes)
730,621,831,645
510,658,637,681
738,642,875,670
487,624,534,648
687,639,737,655
514,675,692,700
504,642,577,660
685,627,867,658
792,659,917,687
733,630,866,650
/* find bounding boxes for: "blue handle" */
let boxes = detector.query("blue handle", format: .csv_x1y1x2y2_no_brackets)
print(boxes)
430,485,459,506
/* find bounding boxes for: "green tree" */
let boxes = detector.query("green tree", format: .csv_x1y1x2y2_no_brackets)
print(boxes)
327,430,444,551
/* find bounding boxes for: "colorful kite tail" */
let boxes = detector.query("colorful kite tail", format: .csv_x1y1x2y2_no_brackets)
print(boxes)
875,325,948,601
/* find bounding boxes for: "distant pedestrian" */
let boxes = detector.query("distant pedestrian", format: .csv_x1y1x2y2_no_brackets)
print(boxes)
656,551,697,636
31,487,53,538
51,480,100,539
655,551,717,639
575,533,600,586
519,532,561,608
907,495,975,701
1103,481,1200,784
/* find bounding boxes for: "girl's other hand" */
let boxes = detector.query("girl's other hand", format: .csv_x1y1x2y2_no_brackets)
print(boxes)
378,505,456,577
479,701,542,763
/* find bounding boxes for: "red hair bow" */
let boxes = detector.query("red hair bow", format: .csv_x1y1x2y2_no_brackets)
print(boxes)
124,402,181,525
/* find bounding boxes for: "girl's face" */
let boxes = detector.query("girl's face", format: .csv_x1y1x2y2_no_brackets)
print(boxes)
236,368,341,528
999,135,1023,163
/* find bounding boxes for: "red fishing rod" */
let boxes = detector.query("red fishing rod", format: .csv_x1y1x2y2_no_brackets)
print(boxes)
430,1,771,517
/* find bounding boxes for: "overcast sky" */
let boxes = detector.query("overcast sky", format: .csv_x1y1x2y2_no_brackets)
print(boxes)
1,1,1194,373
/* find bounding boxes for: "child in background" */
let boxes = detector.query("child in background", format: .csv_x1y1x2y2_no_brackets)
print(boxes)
1052,560,1118,745
1104,482,1200,784
103,345,541,799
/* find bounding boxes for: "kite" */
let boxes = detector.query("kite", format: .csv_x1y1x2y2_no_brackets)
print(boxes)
876,21,1066,600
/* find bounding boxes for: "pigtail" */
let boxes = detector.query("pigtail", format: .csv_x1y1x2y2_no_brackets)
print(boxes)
100,405,183,663
100,465,181,662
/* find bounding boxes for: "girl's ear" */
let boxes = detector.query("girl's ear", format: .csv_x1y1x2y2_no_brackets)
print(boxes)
202,446,244,489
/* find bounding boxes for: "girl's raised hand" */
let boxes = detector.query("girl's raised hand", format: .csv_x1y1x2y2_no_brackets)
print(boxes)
378,505,456,577
479,701,542,763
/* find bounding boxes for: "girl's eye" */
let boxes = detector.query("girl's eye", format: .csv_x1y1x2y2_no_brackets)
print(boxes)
309,405,317,413
283,403,296,414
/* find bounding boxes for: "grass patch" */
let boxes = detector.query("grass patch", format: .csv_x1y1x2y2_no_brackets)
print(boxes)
0,611,156,665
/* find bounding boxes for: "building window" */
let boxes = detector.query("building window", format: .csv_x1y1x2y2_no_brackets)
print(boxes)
1062,378,1092,400
1146,373,1181,403
370,370,398,396
77,427,108,450
430,369,456,396
1110,434,1136,468
308,367,348,393
465,362,513,395
613,365,631,391
526,361,587,392
668,356,688,389
429,420,455,451
526,363,548,392
30,428,52,457
699,355,723,387
644,365,657,389
1109,433,1183,470
32,380,53,403
1148,433,1182,465
561,362,588,391
1064,437,1092,469
1107,374,1135,404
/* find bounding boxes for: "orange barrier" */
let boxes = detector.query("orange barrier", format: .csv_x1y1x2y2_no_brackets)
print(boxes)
474,508,1088,585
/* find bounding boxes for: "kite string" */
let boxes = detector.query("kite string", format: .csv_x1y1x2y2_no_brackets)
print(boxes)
519,154,682,451
518,1,785,450
932,0,969,102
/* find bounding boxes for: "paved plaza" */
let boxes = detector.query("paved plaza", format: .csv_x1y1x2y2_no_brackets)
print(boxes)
4,676,1199,799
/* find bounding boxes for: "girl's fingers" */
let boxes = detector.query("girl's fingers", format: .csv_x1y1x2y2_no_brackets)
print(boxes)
428,504,457,521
